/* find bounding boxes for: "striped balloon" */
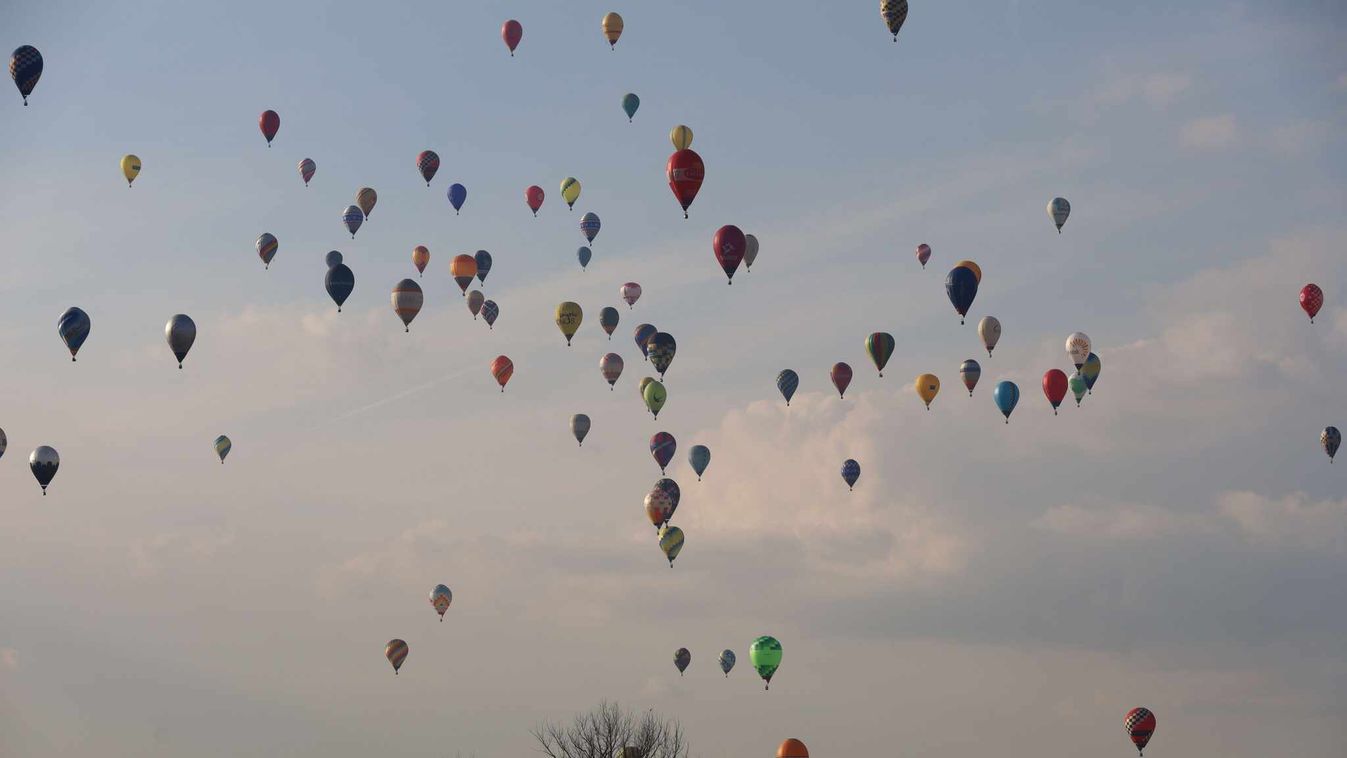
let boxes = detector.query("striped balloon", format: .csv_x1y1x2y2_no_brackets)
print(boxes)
429,584,452,620
356,187,377,218
491,355,514,391
482,300,499,329
776,369,799,406
450,255,477,295
412,245,430,276
391,279,423,332
650,431,676,474
385,639,408,674
1124,707,1156,755
58,307,91,361
256,232,278,269
580,212,601,244
634,324,657,359
10,45,43,105
214,435,231,464
960,359,982,396
298,158,316,186
659,525,684,567
341,205,363,238
417,150,440,186
865,332,895,377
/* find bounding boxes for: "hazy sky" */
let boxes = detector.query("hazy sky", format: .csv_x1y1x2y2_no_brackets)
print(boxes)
2,1,1345,756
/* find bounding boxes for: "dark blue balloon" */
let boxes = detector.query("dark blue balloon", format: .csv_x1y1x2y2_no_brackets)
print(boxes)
777,369,799,405
634,323,657,359
325,250,343,268
841,459,861,490
11,46,43,104
447,183,467,214
945,266,979,323
325,263,355,312
58,307,91,361
577,246,592,270
474,250,492,284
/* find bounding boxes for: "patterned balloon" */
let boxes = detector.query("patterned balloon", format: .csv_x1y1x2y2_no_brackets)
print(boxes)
1065,332,1092,368
391,279,423,331
385,639,408,674
880,0,909,41
474,250,492,284
298,158,316,186
645,487,673,528
571,414,591,446
718,649,736,677
688,445,711,481
673,647,690,674
256,233,278,269
650,432,676,474
165,314,196,369
10,45,43,105
866,332,895,377
555,301,583,346
655,478,681,519
667,149,704,218
749,636,782,690
341,205,364,238
831,362,853,398
29,446,59,495
659,526,684,567
482,300,499,329
646,332,676,378
1081,353,1101,393
561,177,581,209
1069,372,1088,406
214,435,231,463
960,359,982,396
58,307,91,361
634,324,657,359
1300,283,1323,322
417,150,440,186
491,355,513,391
600,353,624,388
643,380,667,419
429,584,452,620
580,212,601,244
777,369,799,406
841,459,860,491
1323,427,1341,462
1124,707,1156,755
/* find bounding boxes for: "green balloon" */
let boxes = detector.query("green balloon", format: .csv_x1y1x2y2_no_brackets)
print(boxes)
749,636,782,690
643,380,667,419
1069,372,1088,406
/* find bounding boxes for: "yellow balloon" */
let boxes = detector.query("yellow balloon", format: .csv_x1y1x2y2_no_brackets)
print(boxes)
638,376,654,400
560,177,581,209
955,259,981,284
602,12,624,47
121,154,142,186
555,301,583,345
915,373,941,409
670,124,693,151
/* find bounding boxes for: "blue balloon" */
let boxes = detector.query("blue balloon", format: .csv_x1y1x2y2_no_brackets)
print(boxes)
325,250,343,268
689,445,711,481
945,266,979,324
634,324,657,359
341,205,364,238
777,369,799,406
577,246,592,270
474,250,492,284
993,380,1020,423
841,459,860,490
448,183,467,214
325,263,355,312
58,306,91,361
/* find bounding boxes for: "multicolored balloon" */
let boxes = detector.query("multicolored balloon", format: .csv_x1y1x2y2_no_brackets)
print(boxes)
841,459,860,491
1042,369,1068,415
561,177,580,209
600,352,624,389
749,636,782,690
166,314,196,369
915,373,940,409
866,332,895,377
719,649,736,677
1300,283,1323,323
298,158,316,186
993,380,1020,423
660,525,684,567
1124,707,1156,756
655,477,681,519
667,149,705,218
555,301,583,346
259,110,280,146
978,316,1001,356
417,150,440,186
502,19,523,56
1323,427,1341,462
945,266,978,323
670,124,693,151
1065,332,1091,368
646,332,676,378
1048,197,1071,233
645,487,673,528
391,279,424,332
577,246,592,270
256,232,278,269
341,205,364,238
325,263,355,312
525,185,545,216
412,245,430,276
451,254,478,295
121,154,141,187
580,212,601,244
10,45,43,105
599,307,619,339
356,187,377,218
689,445,711,481
634,324,657,359
880,0,909,41
713,225,747,284
674,647,691,674
955,259,982,284
474,250,492,284
1081,353,1101,393
482,300,499,329
491,355,514,391
621,282,643,308
960,359,981,396
448,183,467,214
214,435,231,464
831,362,853,398
915,242,931,268
777,369,799,406
29,446,59,495
58,307,91,361
430,584,452,620
602,12,624,48
385,639,408,674
621,92,640,122
571,414,591,446
650,432,676,474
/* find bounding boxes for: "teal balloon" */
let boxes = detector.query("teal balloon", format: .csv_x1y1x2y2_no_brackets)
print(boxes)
622,93,640,122
993,380,1020,423
689,445,710,481
577,246,592,270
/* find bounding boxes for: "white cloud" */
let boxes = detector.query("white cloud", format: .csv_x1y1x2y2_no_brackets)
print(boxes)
1218,491,1347,552
129,528,237,578
1034,502,1208,539
1181,114,1239,149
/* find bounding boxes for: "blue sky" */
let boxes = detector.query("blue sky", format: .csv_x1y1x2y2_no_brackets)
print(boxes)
1,1,1345,756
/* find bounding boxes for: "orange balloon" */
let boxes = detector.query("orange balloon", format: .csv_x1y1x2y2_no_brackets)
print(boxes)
777,739,809,758
491,355,514,392
450,254,478,295
955,259,982,283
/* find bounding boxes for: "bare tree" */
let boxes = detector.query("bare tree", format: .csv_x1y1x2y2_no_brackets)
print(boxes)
532,701,689,758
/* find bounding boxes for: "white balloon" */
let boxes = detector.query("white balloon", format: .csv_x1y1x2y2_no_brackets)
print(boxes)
1065,331,1092,368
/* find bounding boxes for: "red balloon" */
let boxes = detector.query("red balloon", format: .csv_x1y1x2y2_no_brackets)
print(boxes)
525,185,545,216
1124,707,1156,755
491,355,514,392
915,243,931,268
502,20,523,55
777,739,809,758
831,362,853,398
666,149,705,219
1042,369,1068,414
713,225,746,284
259,110,280,146
1300,283,1323,322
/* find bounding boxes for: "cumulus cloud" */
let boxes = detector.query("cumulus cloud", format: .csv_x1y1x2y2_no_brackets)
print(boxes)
1034,502,1209,539
1218,491,1347,552
1181,114,1239,149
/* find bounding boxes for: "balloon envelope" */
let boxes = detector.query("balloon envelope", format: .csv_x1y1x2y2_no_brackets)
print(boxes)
945,266,978,322
491,355,514,390
713,225,746,283
647,332,676,378
501,19,522,54
165,314,196,368
841,459,861,490
978,316,1001,355
58,307,91,361
412,245,430,275
356,187,377,218
10,45,43,104
325,250,343,268
525,185,545,215
259,110,280,145
1300,283,1323,321
1323,427,1341,461
474,250,492,284
719,649,736,676
450,255,478,294
659,526,684,566
599,306,620,338
256,232,278,268
960,359,982,395
880,0,909,40
650,432,676,473
749,636,782,689
482,300,499,328
689,445,711,480
643,380,667,418
831,362,853,398
467,290,484,318
555,301,583,345
298,158,316,185
1124,707,1156,754
429,584,452,619
600,352,624,387
915,242,931,268
915,373,940,408
866,332,895,377
1069,372,1088,406
571,414,591,446
214,435,231,463
667,149,705,218
602,12,624,47
1081,353,1101,392
777,369,799,405
417,150,440,185
561,177,581,209
580,212,601,243
29,445,59,493
391,279,424,331
1065,332,1092,368
621,92,640,121
674,647,691,673
621,282,643,308
1042,369,1068,413
341,205,363,237
325,264,355,311
121,154,141,186
577,246,592,270
1048,197,1071,232
670,124,693,151
994,381,1020,422
385,639,408,673
447,183,467,213
634,324,657,359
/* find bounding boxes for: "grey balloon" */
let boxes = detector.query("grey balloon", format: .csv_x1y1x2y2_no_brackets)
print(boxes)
165,314,197,369
571,414,591,446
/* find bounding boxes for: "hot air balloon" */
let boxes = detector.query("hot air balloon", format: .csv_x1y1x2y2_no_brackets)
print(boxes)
10,45,43,105
1300,283,1323,323
880,0,908,41
644,380,667,418
1124,707,1156,756
915,373,940,409
325,250,343,268
412,245,430,276
841,459,860,491
482,300,499,329
655,478,681,520
355,188,377,219
450,255,478,295
831,362,853,398
448,183,467,214
713,225,746,284
670,124,693,151
1042,369,1068,414
602,12,624,48
638,376,655,401
571,414,591,446
674,648,691,674
778,738,809,758
749,636,782,690
645,488,673,528
0,428,5,459
256,232,278,269
467,290,484,319
1324,427,1341,462
525,185,544,216
719,649,736,677
430,584,452,621
915,243,931,268
214,435,231,463
326,263,355,312
417,150,440,186
689,445,711,481
502,19,523,56
777,369,799,406
647,333,676,379
580,212,601,243
1082,353,1101,393
960,359,981,396
491,355,514,391
298,158,316,186
1065,332,1091,368
946,266,978,323
650,432,676,474
341,205,363,238
599,307,619,339
392,279,424,332
473,250,492,284
621,93,640,122
166,314,196,369
866,332,895,377
634,324,657,359
259,110,280,146
955,259,982,283
577,246,592,270
385,639,408,674
667,149,705,218
743,234,760,271
994,380,1019,423
58,307,91,361
29,446,59,495
659,525,684,567
1069,372,1087,406
621,282,643,308
556,301,583,346
1048,197,1071,233
978,316,1001,355
600,353,624,388
121,154,141,187
561,177,581,209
